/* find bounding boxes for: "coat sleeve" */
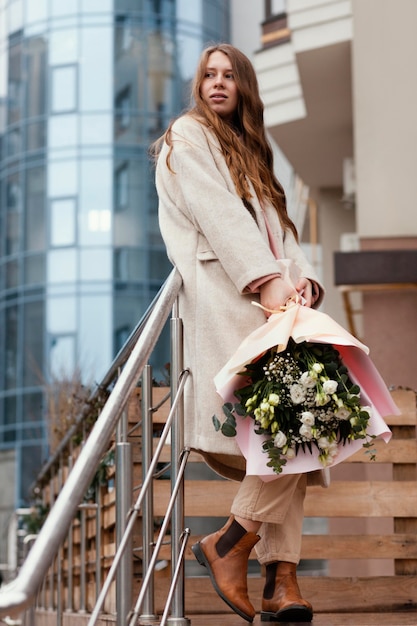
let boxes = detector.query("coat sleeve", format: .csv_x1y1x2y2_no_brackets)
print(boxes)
157,117,283,294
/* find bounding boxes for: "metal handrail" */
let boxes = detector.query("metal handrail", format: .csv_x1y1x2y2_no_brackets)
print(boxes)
87,368,190,626
0,267,183,617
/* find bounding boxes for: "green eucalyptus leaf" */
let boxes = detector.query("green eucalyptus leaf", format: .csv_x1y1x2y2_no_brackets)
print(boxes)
222,402,234,417
221,422,236,437
234,402,247,416
212,414,221,432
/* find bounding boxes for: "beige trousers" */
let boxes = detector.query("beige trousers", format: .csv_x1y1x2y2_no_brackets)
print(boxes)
230,473,307,565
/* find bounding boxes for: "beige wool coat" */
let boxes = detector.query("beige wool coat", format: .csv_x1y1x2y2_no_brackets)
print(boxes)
156,115,324,481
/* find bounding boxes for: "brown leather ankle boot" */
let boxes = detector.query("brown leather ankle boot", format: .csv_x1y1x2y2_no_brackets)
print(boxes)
261,561,313,622
192,515,260,623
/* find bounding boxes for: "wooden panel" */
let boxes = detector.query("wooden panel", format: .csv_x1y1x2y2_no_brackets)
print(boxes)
139,386,416,425
152,480,417,518
153,575,417,614
300,533,417,560
387,389,417,426
153,439,417,465
347,438,417,463
34,608,417,626
156,532,417,562
187,613,417,626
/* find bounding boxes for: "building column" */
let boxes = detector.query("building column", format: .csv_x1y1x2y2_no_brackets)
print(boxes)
351,0,417,390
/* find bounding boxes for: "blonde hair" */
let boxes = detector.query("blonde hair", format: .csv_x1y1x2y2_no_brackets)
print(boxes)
153,43,298,239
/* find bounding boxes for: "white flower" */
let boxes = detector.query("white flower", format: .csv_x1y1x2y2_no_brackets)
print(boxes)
328,442,339,458
284,447,296,459
323,379,338,394
335,406,350,420
300,411,315,426
311,362,323,374
268,393,280,406
318,436,331,450
299,424,313,440
299,371,316,389
274,431,287,448
290,384,306,405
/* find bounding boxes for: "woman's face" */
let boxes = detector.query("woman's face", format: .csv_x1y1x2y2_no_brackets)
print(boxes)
200,50,239,123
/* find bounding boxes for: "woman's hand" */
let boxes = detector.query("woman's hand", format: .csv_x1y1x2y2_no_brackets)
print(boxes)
296,277,316,308
259,276,297,317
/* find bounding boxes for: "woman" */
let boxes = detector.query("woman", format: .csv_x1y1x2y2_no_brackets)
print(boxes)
154,44,324,623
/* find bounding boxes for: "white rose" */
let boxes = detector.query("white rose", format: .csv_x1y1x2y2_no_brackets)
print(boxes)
323,379,338,394
335,406,350,420
300,411,315,426
290,384,306,405
274,431,287,448
299,371,316,389
299,424,313,440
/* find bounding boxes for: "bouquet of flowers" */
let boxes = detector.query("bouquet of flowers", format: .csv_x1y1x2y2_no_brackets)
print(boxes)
213,337,375,475
214,295,395,480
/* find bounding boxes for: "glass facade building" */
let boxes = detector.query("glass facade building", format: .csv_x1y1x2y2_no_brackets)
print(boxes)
0,0,230,504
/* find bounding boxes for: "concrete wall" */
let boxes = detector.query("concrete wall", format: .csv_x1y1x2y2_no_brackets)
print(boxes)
352,0,417,238
352,0,417,390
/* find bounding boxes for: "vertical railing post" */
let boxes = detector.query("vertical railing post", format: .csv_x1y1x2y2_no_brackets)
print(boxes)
79,506,87,613
66,448,74,613
116,394,133,626
56,462,63,626
167,300,190,626
140,365,158,623
95,486,102,602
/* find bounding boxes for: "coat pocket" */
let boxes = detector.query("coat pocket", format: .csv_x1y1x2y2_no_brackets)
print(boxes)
196,238,218,262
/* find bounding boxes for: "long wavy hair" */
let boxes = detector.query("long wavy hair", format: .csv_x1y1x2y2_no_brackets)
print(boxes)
153,43,298,239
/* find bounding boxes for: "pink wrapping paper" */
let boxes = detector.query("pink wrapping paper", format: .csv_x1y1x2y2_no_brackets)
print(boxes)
214,304,397,481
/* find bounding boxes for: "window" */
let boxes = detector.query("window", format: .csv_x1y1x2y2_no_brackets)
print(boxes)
49,334,76,378
25,166,46,252
23,299,44,387
6,173,21,255
115,15,132,55
115,86,131,133
5,305,18,389
115,162,129,211
114,325,131,354
26,0,48,24
49,114,78,148
51,0,78,17
51,65,78,113
50,29,78,65
47,249,77,283
266,0,287,18
79,248,112,281
80,27,112,111
50,197,77,247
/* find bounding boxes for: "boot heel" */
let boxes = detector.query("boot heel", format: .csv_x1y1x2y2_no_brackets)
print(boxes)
191,542,207,568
